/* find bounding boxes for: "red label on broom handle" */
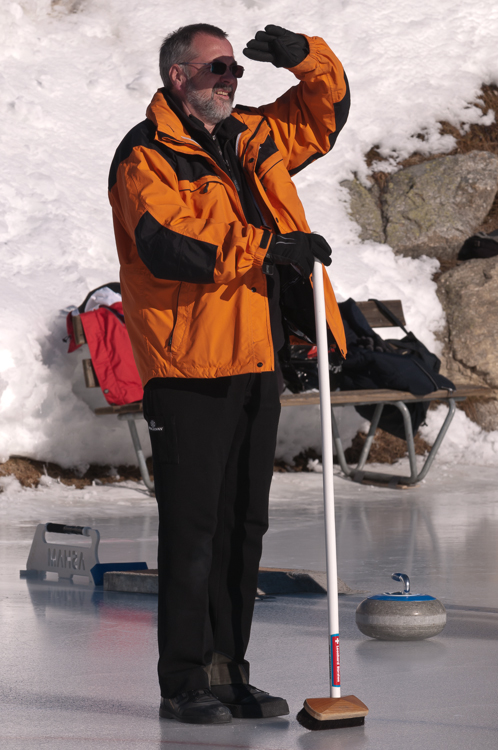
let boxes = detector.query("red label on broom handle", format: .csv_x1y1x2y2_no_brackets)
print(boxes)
331,634,341,686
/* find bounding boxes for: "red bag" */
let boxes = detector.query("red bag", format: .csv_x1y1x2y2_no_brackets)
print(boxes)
66,302,143,406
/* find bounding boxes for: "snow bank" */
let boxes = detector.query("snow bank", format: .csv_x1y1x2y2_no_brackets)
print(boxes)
1,0,498,468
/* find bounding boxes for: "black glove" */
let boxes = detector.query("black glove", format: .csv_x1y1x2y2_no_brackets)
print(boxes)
266,231,332,277
243,25,309,69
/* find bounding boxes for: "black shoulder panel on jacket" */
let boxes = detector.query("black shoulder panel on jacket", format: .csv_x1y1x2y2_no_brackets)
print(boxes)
135,211,217,284
109,119,158,191
109,119,220,191
288,72,351,177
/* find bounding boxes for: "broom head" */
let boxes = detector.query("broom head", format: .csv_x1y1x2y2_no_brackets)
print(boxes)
297,695,368,731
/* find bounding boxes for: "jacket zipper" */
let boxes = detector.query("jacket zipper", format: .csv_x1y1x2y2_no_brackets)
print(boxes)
211,134,241,192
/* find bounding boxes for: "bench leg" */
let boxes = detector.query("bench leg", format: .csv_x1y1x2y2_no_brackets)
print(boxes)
394,401,419,484
117,414,155,493
331,408,353,478
415,398,456,483
331,404,384,477
334,399,457,488
356,403,384,471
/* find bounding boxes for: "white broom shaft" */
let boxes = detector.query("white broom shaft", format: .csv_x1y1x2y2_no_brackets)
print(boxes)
312,259,341,699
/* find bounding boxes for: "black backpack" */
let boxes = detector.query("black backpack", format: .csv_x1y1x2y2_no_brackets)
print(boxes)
339,298,455,438
458,229,498,260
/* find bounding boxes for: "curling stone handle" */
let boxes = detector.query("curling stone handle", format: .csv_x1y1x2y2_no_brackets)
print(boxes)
45,523,92,537
392,573,410,594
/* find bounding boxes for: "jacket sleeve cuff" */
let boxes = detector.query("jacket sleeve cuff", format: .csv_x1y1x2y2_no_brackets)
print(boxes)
288,34,343,80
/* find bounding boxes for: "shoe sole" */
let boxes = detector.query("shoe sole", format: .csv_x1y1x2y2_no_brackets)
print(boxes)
159,706,232,724
225,699,290,719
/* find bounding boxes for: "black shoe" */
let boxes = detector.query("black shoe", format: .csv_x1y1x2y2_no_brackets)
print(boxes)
159,688,232,724
211,683,290,719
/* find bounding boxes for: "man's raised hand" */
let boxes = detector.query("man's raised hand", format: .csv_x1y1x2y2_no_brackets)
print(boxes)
243,25,309,69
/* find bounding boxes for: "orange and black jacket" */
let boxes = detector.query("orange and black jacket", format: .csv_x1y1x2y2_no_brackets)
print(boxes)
109,35,350,386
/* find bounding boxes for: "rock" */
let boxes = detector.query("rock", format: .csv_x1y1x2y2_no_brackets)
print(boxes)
437,257,498,429
470,400,498,432
383,152,498,260
437,258,498,386
340,152,498,260
339,153,498,430
341,178,385,244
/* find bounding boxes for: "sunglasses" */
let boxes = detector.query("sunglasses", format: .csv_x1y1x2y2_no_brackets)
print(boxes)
179,61,244,78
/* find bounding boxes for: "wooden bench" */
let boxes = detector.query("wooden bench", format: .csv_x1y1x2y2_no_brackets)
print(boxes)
71,301,492,490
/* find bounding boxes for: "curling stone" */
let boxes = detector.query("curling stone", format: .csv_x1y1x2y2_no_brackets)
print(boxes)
355,573,446,640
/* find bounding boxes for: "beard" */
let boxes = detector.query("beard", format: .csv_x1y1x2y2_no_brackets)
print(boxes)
184,79,234,125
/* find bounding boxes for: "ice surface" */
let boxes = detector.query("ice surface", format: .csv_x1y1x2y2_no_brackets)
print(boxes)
2,464,498,749
1,0,498,468
3,458,498,608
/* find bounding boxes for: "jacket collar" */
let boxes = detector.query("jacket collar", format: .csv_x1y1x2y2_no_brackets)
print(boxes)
146,88,247,145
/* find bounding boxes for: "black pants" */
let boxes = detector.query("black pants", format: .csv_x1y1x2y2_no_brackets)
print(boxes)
143,372,281,698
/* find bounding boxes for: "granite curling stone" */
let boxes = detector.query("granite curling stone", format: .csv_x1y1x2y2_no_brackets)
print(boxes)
355,573,446,641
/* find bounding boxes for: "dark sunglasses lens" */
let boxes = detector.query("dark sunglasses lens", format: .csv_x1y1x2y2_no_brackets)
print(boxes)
209,62,244,78
210,61,227,74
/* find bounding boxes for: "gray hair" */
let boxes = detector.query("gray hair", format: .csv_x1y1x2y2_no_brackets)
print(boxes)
159,23,228,89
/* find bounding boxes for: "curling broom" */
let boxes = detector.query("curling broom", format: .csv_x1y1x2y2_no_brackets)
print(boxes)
296,259,369,731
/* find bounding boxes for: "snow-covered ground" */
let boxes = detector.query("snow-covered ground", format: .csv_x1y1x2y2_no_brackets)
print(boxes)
1,0,498,471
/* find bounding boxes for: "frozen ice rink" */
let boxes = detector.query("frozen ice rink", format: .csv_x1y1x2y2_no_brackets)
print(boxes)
2,462,498,749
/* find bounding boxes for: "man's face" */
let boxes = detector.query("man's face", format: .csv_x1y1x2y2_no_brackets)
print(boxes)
171,33,239,129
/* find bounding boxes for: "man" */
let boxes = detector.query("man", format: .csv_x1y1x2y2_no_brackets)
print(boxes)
109,23,349,724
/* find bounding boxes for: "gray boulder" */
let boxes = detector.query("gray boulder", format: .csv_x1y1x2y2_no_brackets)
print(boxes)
341,178,385,244
437,257,498,430
384,152,498,260
342,152,498,261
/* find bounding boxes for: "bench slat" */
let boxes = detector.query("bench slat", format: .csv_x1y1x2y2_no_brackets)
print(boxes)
95,402,143,416
72,314,86,346
82,359,98,389
356,300,406,328
280,384,492,407
93,385,493,416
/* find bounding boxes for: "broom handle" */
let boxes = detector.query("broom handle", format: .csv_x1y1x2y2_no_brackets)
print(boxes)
312,259,341,700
